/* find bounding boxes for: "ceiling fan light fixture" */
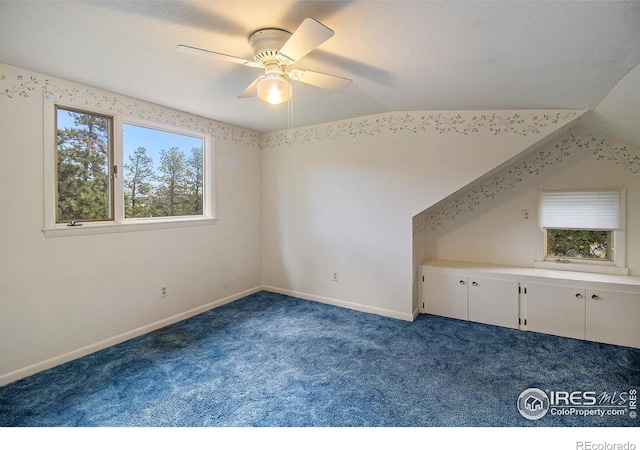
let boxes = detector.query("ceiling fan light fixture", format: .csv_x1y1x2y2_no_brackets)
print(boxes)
256,74,293,106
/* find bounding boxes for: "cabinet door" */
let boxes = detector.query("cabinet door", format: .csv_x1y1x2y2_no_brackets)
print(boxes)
526,282,585,340
587,290,640,348
421,270,468,320
468,276,519,329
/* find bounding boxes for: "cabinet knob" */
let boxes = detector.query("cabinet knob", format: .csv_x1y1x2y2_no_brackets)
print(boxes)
591,294,600,300
472,281,479,286
459,280,465,285
575,293,583,299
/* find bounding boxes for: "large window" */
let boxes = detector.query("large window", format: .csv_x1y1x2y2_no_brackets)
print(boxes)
45,104,214,236
536,188,626,274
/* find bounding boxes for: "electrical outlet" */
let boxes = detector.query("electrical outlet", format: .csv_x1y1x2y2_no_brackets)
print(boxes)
333,272,339,282
522,210,531,221
160,285,167,297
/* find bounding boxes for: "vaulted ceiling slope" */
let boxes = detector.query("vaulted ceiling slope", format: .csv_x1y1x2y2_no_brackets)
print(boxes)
581,63,640,149
1,1,639,139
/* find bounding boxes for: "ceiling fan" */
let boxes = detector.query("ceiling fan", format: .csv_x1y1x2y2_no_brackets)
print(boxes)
176,18,352,106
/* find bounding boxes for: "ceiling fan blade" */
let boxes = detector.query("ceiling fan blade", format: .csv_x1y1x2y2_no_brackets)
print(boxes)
237,78,259,98
287,68,352,92
278,18,334,63
176,44,261,68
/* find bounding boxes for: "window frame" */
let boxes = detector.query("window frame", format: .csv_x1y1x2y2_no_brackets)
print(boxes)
53,105,116,224
44,101,216,237
534,188,627,275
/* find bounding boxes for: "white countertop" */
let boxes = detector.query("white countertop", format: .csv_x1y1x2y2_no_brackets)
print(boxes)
420,258,640,288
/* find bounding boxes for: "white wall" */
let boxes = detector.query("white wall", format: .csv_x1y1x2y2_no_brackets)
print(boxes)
0,64,263,384
419,128,640,275
0,61,585,384
261,111,580,319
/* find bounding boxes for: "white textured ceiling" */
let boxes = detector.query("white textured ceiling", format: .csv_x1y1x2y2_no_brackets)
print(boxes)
1,1,639,134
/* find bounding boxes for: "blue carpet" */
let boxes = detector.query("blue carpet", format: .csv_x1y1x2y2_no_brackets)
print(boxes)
0,291,638,427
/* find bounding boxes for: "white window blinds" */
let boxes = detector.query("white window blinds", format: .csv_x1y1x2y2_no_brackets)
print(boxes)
541,189,622,230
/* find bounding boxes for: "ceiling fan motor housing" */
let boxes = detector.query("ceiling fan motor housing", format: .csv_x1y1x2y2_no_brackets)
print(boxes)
250,28,292,65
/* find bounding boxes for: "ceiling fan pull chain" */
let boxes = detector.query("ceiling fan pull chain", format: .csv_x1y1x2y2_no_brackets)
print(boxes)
290,97,294,130
287,97,294,141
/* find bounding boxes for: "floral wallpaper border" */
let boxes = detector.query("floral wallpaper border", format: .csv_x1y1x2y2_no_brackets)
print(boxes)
2,67,580,151
0,71,261,147
260,111,579,149
413,131,640,236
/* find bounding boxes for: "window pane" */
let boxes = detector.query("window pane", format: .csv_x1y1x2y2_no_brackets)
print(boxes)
56,107,112,222
546,229,611,260
123,124,204,218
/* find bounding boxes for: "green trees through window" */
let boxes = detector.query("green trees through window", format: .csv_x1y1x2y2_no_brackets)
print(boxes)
123,124,203,219
56,107,205,224
546,229,610,260
56,108,112,222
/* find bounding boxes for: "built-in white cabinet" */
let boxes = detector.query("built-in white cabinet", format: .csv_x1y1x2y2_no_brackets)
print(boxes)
526,282,640,348
467,277,519,329
526,282,585,340
421,270,468,321
420,271,519,328
586,289,640,348
420,259,640,349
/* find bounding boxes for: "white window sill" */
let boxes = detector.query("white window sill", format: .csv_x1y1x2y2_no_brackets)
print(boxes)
43,217,217,238
534,260,629,275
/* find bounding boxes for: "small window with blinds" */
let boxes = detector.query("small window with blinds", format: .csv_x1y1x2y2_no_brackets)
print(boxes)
540,189,624,262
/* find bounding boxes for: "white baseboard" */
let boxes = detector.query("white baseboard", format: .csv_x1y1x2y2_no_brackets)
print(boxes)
1,285,414,386
0,286,262,387
262,285,415,322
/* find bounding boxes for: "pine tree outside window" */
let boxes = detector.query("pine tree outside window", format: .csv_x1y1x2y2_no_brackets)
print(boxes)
56,107,114,223
122,123,204,220
44,103,215,236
